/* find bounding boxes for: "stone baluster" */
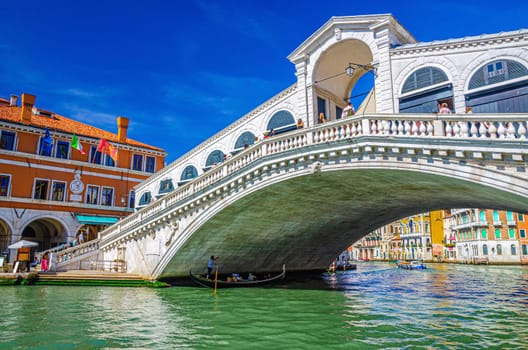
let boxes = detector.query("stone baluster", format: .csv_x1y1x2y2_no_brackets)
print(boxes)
357,121,363,135
329,127,335,140
469,122,478,138
404,121,411,135
426,121,434,136
507,122,516,139
371,120,378,135
497,122,506,138
419,121,426,136
460,122,469,138
488,122,497,138
445,122,453,137
478,122,488,138
391,120,398,135
396,121,403,136
350,123,357,136
382,120,390,135
411,121,418,135
518,122,527,140
453,122,460,137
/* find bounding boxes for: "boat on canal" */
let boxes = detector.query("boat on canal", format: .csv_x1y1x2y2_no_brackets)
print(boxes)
189,264,286,288
328,261,357,273
397,260,426,270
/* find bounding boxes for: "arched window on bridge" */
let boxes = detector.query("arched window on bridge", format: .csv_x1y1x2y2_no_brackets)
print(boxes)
232,131,256,155
466,59,528,113
399,66,453,113
138,191,152,207
204,150,225,172
179,165,198,186
266,110,296,135
157,178,174,197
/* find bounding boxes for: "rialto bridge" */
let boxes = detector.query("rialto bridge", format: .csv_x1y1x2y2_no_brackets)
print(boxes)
95,114,528,279
52,14,528,279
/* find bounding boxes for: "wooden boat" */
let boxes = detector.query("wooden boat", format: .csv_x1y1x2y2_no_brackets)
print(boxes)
189,264,286,288
328,262,357,273
397,260,426,270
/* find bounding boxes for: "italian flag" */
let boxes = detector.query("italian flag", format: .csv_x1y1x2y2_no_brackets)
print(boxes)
72,134,86,154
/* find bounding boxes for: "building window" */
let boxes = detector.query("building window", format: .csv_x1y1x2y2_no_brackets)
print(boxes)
55,140,69,159
138,191,152,206
104,155,115,167
509,228,515,239
336,106,343,120
479,211,486,222
0,175,11,196
506,211,514,221
101,187,114,206
0,130,16,151
90,146,102,165
495,229,501,239
520,229,526,238
511,244,517,255
522,244,528,255
518,213,524,222
481,229,487,239
129,190,135,209
234,131,256,150
483,244,488,255
51,181,66,201
487,61,505,79
86,185,99,205
158,179,174,194
145,156,155,173
497,244,502,255
317,97,326,123
33,179,49,200
132,154,143,171
39,137,53,156
493,210,500,221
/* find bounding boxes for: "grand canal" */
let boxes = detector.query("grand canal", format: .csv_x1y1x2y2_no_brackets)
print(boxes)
1,262,527,349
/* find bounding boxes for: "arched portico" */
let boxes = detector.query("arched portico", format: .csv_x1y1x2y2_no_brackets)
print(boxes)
19,216,70,250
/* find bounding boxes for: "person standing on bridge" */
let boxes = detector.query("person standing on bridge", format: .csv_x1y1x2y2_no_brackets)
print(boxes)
341,102,355,118
207,256,218,279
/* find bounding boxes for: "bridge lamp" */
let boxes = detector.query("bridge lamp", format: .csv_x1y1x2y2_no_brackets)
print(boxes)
345,62,378,78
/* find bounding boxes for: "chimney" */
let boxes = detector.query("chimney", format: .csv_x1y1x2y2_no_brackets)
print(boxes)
9,95,18,106
20,93,36,123
117,116,129,143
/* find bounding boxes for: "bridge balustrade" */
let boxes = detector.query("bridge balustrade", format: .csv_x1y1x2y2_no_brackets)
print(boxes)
99,113,528,247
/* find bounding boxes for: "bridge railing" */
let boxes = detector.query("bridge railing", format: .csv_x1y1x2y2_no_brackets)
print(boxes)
99,113,528,244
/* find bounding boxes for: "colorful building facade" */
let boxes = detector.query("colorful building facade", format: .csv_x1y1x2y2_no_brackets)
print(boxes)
0,93,165,260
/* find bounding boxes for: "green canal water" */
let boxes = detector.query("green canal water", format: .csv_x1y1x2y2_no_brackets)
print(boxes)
1,262,527,349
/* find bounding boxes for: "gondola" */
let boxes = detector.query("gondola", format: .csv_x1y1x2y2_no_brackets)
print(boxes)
189,264,286,288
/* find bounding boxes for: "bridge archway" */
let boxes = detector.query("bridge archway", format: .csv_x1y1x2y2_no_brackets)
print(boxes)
312,39,374,123
154,158,528,278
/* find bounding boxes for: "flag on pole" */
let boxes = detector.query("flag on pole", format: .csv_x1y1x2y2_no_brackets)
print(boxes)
40,128,53,155
97,139,118,162
71,134,86,154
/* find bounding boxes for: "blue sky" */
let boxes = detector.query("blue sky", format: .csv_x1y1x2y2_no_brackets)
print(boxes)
1,0,527,163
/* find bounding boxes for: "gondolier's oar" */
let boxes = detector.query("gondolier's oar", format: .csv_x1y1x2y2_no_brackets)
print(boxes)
213,268,218,295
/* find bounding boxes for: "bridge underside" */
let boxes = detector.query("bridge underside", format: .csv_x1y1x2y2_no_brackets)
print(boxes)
160,168,528,278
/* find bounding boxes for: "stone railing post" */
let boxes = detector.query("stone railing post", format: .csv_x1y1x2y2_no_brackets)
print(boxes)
361,118,371,135
433,120,445,137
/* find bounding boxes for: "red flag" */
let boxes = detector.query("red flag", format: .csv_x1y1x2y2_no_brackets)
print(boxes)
97,139,118,162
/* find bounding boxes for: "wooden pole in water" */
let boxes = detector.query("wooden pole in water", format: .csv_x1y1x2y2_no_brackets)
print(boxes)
213,267,218,295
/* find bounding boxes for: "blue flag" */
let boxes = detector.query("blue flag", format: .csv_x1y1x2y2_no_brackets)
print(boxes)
40,128,53,155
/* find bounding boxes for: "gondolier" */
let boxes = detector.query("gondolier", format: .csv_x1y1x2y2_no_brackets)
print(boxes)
207,255,218,279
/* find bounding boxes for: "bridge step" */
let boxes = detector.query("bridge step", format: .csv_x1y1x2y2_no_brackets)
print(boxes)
32,270,162,287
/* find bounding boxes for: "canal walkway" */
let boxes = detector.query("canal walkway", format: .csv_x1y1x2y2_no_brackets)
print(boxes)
0,270,168,287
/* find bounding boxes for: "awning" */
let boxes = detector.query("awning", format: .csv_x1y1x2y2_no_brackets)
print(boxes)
76,215,119,225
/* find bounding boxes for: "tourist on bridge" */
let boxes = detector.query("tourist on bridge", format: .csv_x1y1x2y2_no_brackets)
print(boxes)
341,102,355,118
296,118,305,129
439,102,452,114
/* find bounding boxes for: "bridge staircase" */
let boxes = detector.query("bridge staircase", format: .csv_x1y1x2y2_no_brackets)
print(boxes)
37,239,102,272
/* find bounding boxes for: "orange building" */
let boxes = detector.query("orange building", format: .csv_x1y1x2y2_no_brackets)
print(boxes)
0,93,165,259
